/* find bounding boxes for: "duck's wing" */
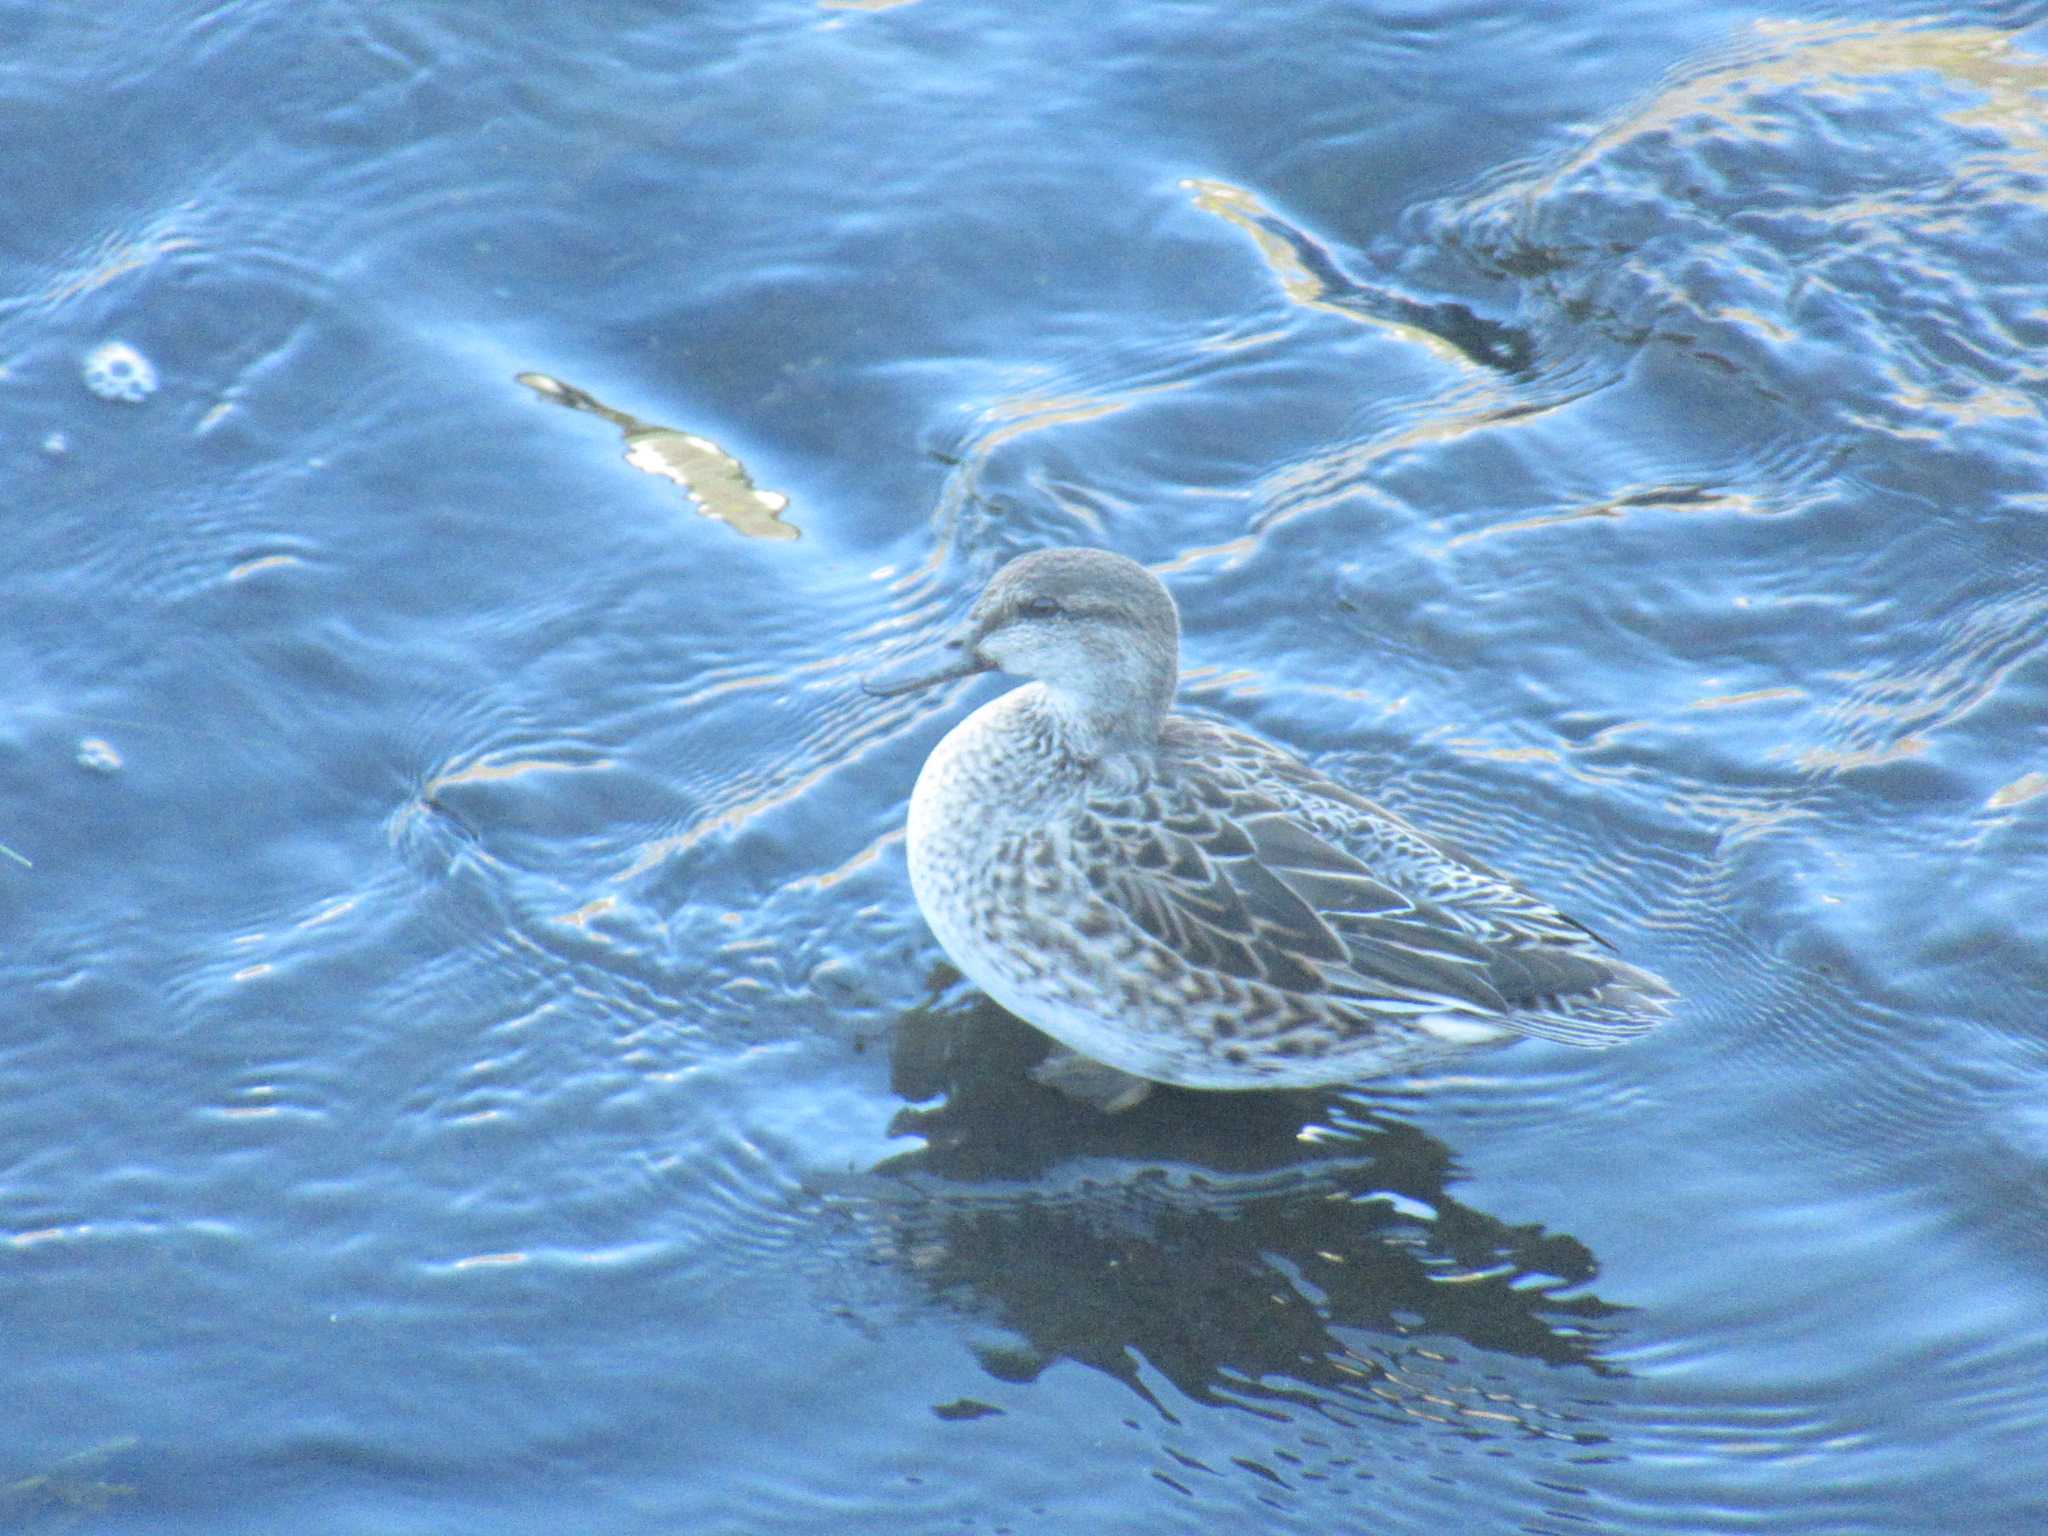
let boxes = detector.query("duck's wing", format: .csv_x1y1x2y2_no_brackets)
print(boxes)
1229,735,1604,950
1076,718,1677,1046
1072,751,1514,1020
1163,716,1612,940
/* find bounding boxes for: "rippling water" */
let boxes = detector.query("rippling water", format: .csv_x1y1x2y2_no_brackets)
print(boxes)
6,1,2046,1531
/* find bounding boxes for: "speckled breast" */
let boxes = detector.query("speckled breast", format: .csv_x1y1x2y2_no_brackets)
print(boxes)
905,693,1130,1017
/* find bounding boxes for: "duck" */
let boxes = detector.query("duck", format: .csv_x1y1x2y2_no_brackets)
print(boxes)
868,547,1673,1106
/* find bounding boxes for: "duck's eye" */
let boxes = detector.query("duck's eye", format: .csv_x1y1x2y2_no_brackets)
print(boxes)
1021,595,1063,619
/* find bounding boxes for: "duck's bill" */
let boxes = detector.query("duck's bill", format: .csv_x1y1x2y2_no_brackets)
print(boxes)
860,651,992,699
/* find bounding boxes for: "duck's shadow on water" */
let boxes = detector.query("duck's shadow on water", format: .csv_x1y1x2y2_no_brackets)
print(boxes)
843,980,1626,1427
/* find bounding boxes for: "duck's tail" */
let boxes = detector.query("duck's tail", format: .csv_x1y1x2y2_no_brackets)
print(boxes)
1493,953,1678,1048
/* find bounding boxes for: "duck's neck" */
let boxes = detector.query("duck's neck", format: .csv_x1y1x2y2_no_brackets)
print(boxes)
1037,674,1170,761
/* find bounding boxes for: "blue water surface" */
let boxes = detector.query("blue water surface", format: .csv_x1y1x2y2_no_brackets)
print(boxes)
5,1,2047,1531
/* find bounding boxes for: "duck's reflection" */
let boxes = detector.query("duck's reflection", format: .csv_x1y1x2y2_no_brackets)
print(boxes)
849,986,1623,1433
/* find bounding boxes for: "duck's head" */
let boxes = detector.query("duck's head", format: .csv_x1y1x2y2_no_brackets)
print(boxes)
866,548,1181,743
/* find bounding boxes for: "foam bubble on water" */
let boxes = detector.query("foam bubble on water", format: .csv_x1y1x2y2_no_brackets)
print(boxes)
82,341,158,403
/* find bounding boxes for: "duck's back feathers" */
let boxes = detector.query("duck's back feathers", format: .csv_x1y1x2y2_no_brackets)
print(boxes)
1068,715,1678,1048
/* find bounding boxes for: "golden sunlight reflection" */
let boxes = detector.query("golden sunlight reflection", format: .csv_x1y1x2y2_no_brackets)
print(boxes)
973,387,1173,458
452,1252,528,1269
424,754,615,795
552,895,621,931
42,225,199,308
782,832,894,894
1796,736,1930,773
1151,535,1260,576
1446,741,1564,765
296,898,358,930
1445,485,1752,550
227,553,304,581
1252,381,1599,538
1183,177,1489,371
1533,19,2048,203
517,372,799,541
1987,772,2048,810
1689,686,1808,712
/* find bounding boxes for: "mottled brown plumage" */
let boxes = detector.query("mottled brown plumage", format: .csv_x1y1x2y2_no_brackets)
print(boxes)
872,548,1673,1096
